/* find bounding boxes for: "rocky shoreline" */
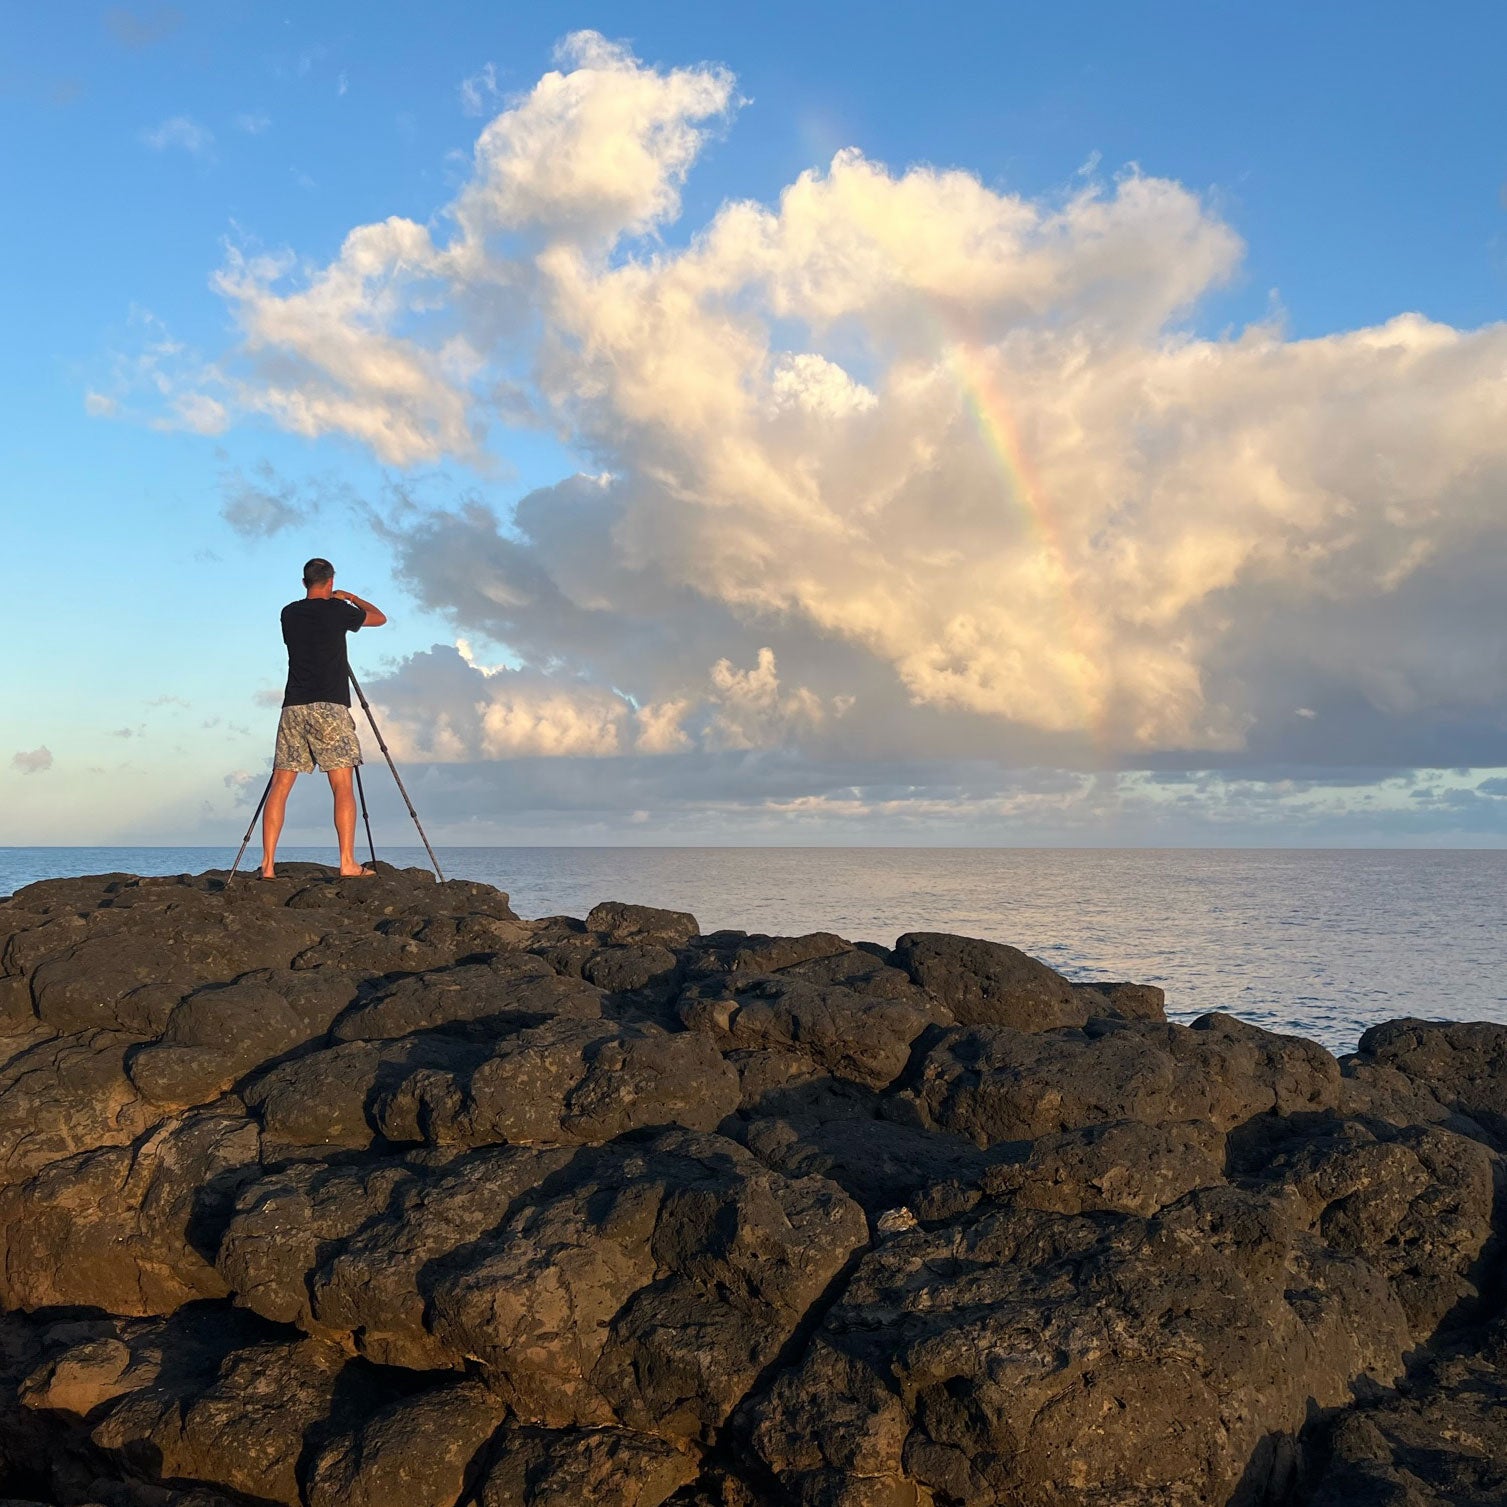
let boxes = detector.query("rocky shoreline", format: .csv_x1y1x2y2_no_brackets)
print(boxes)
0,864,1501,1507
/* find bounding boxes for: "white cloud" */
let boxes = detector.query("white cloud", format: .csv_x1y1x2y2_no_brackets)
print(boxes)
142,114,214,158
209,234,476,464
707,649,826,751
366,643,843,763
89,307,229,434
235,112,271,135
182,34,1507,777
768,353,878,418
635,698,692,754
459,62,500,117
11,747,53,775
159,391,228,434
478,687,624,756
451,31,736,245
176,33,735,467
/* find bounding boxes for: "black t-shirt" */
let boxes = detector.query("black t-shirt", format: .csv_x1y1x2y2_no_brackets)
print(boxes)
280,597,365,707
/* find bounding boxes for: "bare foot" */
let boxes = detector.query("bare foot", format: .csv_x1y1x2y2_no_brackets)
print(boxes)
337,864,376,878
258,868,277,880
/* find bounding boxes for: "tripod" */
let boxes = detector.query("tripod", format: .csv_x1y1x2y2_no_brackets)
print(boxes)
227,674,444,883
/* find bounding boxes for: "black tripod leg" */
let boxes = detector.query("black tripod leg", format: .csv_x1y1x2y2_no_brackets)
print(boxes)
348,669,445,881
354,763,377,871
227,774,275,886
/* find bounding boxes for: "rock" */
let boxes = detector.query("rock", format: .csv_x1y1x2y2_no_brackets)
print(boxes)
127,980,309,1107
0,1112,260,1313
424,1131,868,1440
241,1037,403,1150
1304,1323,1507,1505
217,1145,572,1369
893,931,1099,1030
0,1030,156,1182
220,1128,867,1448
28,906,326,1035
368,1018,741,1149
678,974,940,1091
742,1112,1008,1215
1345,1019,1507,1147
477,1423,698,1506
586,901,700,950
20,1338,134,1416
520,906,698,1001
937,1115,1228,1221
330,956,604,1042
1071,978,1167,1020
0,977,33,1031
683,931,858,980
582,943,681,995
305,1377,506,1507
0,864,1501,1507
1231,1113,1499,1342
750,1188,1413,1506
90,1334,350,1507
908,1013,1340,1145
774,944,925,1001
894,933,1168,1033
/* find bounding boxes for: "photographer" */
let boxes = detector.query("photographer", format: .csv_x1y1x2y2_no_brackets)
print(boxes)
259,557,386,879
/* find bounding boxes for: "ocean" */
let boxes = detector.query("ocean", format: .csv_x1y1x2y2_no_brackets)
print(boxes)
3,845,1505,1055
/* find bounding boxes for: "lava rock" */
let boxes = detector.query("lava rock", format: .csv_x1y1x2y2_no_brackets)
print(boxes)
0,866,1500,1507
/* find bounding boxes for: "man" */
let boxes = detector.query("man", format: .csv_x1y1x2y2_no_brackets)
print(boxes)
259,558,387,879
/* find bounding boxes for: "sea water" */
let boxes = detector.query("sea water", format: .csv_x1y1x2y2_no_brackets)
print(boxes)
3,845,1505,1054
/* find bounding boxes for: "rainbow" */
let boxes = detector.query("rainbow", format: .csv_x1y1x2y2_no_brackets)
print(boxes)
944,338,1112,760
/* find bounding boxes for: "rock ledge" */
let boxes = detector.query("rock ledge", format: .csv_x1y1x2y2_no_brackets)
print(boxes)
0,865,1501,1507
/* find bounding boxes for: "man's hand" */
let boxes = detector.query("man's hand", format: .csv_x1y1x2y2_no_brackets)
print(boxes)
333,589,387,628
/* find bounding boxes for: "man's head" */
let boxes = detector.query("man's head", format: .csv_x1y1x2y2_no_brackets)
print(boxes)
302,558,335,595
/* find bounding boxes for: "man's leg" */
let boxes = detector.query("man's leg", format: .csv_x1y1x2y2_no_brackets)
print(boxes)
327,767,371,876
259,769,299,878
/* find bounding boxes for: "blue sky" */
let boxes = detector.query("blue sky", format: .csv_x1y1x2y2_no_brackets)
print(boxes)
3,2,1506,845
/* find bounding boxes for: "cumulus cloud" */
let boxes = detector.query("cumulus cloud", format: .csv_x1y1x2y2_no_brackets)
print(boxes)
183,33,1507,784
11,748,53,775
367,641,838,763
706,648,828,751
142,115,214,158
185,33,737,467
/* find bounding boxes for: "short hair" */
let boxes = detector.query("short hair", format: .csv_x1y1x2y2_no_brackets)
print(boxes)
302,557,335,587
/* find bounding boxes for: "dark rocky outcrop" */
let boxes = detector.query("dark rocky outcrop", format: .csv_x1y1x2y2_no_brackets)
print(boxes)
0,865,1502,1506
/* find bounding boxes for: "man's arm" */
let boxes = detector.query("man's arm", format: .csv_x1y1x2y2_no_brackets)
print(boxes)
333,590,387,627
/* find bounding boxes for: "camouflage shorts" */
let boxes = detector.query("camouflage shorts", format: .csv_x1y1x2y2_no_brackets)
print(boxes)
273,702,363,773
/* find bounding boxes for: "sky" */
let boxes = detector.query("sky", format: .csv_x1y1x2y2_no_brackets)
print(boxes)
3,0,1507,847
